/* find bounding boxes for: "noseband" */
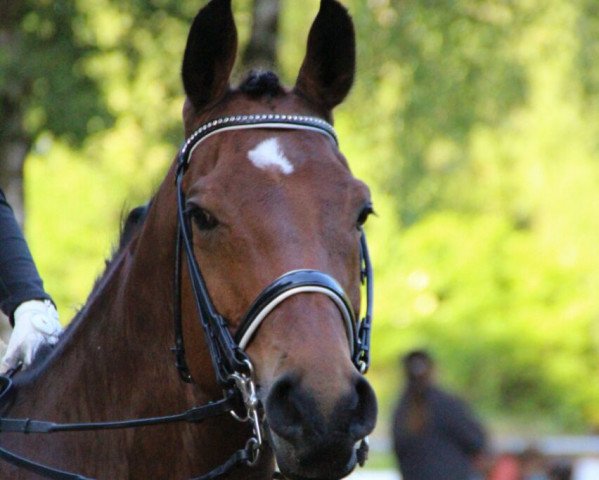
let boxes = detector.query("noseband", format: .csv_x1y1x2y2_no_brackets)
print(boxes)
0,114,373,480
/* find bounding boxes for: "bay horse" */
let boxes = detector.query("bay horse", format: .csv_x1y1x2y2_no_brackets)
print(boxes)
0,0,377,478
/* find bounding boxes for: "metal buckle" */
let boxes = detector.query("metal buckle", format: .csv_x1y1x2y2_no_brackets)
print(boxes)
228,361,258,421
358,359,368,374
228,360,263,465
244,437,261,466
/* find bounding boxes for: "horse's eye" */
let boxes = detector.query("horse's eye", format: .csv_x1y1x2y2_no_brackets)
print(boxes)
189,207,219,231
357,203,374,228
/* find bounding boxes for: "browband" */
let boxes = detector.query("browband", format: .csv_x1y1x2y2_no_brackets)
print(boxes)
178,114,338,169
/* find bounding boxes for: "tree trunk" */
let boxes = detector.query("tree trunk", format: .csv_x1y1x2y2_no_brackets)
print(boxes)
0,0,29,227
242,0,281,71
0,102,29,227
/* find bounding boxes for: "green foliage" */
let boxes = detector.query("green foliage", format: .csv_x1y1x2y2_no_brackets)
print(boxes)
14,0,599,434
342,0,599,432
0,0,111,143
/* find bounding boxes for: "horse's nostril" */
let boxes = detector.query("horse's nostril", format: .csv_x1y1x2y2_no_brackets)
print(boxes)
266,372,378,447
349,375,378,440
265,375,304,441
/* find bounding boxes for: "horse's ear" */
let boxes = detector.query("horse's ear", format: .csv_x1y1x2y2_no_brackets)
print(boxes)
182,0,238,112
294,0,356,111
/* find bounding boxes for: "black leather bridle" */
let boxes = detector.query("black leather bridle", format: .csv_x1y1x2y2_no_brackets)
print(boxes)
0,114,374,480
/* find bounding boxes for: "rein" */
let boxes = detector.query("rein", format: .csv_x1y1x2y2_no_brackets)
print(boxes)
0,114,374,480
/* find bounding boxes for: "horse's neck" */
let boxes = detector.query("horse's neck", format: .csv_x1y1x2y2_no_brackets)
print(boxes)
4,194,275,478
13,202,194,417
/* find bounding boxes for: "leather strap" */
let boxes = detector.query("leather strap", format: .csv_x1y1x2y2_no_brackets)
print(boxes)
0,396,236,434
0,382,241,480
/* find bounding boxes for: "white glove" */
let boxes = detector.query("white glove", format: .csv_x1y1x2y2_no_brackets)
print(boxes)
0,299,62,373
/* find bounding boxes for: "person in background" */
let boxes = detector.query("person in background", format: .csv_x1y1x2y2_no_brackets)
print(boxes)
488,452,522,480
391,349,487,480
520,446,549,480
548,461,572,480
0,188,62,373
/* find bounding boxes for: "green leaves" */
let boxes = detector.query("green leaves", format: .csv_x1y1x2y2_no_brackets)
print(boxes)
1,0,112,143
339,0,599,431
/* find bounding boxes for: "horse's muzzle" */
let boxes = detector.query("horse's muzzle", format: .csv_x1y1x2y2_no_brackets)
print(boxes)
264,372,377,479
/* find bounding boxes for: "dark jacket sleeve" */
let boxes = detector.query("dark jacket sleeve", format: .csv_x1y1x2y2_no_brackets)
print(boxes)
0,189,51,321
438,390,487,456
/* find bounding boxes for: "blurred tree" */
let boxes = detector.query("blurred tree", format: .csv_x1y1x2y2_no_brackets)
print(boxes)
357,0,529,226
242,0,280,71
0,0,110,224
343,0,599,431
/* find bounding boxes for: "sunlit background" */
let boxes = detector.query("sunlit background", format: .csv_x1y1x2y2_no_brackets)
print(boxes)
3,0,599,475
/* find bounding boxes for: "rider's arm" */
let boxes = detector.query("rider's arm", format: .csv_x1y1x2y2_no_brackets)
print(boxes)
0,189,51,323
0,189,61,372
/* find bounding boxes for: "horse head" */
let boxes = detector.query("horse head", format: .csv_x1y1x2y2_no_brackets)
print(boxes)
177,1,377,478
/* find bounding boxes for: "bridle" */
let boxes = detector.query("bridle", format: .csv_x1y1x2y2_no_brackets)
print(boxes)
173,113,372,375
0,114,374,480
172,113,374,474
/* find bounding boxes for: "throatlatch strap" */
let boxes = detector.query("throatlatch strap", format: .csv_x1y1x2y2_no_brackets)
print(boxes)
172,226,193,383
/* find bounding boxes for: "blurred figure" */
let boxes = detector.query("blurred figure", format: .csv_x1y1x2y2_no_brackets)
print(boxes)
548,461,572,480
520,446,549,480
391,349,487,480
488,452,521,480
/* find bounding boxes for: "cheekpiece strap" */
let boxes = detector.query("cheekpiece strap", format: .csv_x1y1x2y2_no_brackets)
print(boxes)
177,114,338,171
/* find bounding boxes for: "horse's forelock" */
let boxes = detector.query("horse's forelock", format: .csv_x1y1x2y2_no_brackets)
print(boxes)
239,71,284,98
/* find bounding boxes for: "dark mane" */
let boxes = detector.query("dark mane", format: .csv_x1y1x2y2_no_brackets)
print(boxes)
98,202,151,281
118,203,150,250
238,71,283,97
90,201,152,300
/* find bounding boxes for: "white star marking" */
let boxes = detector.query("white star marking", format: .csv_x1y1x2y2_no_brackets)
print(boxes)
247,137,294,175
